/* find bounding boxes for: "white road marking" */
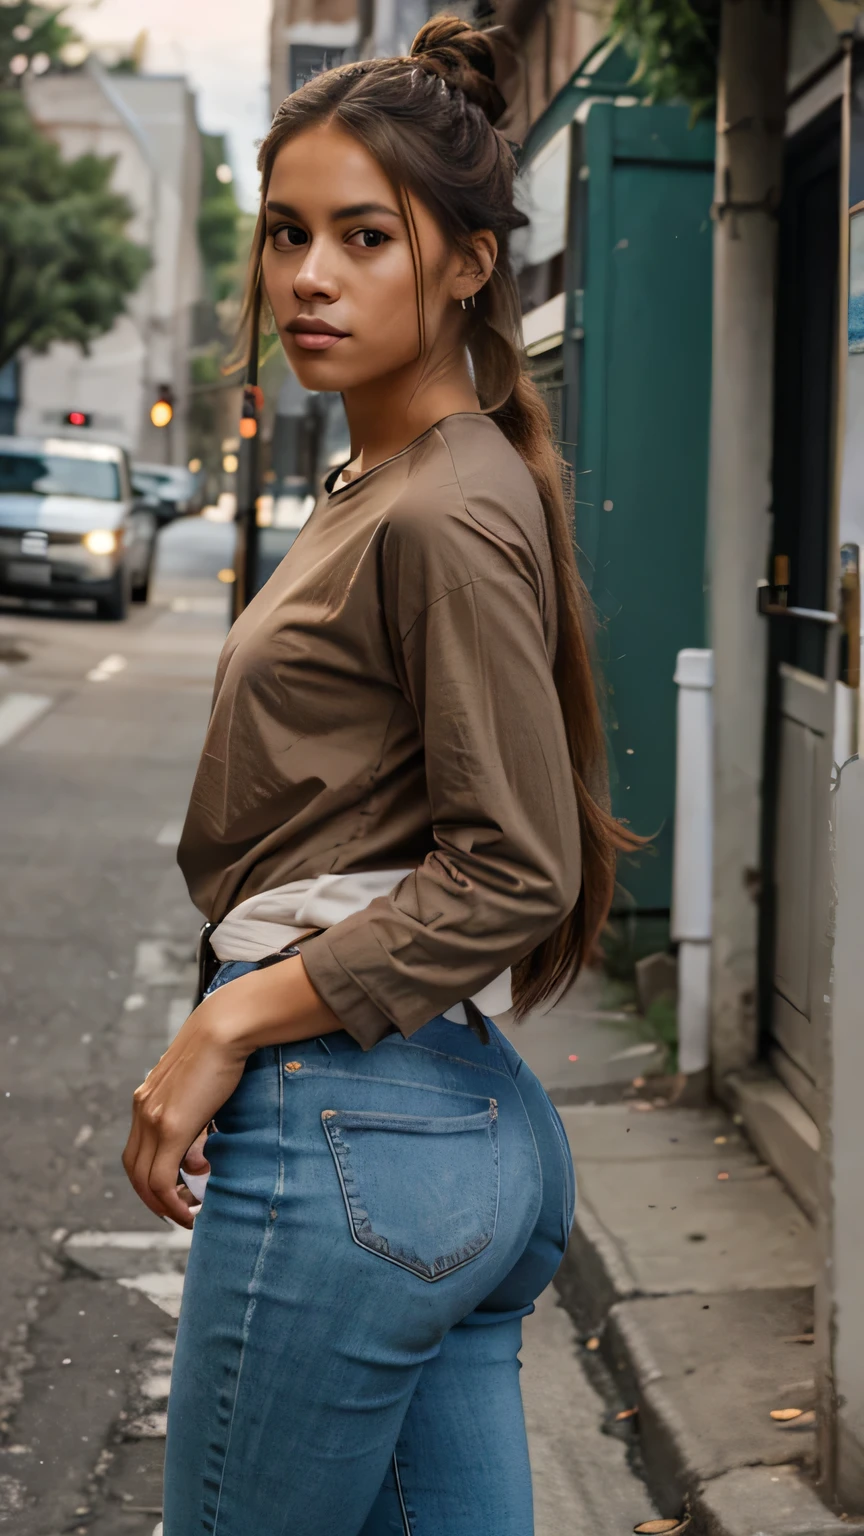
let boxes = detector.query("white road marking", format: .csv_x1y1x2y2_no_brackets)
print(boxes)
118,1272,185,1319
65,1229,192,1319
168,997,190,1040
86,653,127,683
155,819,183,846
66,1227,193,1252
169,595,226,613
124,1410,169,1438
0,693,52,747
140,1372,173,1400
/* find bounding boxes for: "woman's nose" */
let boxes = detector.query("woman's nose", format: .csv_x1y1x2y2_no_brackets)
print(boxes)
293,244,339,304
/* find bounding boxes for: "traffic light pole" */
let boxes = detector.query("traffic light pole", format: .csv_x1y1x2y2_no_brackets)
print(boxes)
231,287,263,622
234,421,260,619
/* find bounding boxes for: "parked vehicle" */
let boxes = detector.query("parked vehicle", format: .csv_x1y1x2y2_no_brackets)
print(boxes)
131,462,202,523
0,436,158,620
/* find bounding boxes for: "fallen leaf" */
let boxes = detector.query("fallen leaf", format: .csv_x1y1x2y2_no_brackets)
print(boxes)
585,1336,600,1351
615,1407,638,1421
775,1409,816,1431
717,1172,729,1181
782,1334,814,1344
568,1054,579,1062
633,1519,690,1536
633,1101,654,1112
770,1408,804,1421
714,1135,727,1145
632,1076,646,1088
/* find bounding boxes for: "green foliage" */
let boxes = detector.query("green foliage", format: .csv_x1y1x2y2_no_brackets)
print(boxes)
610,0,721,121
0,93,150,371
0,3,77,87
198,132,242,298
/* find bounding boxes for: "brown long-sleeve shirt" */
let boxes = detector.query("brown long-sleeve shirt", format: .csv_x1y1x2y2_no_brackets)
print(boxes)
178,411,582,1048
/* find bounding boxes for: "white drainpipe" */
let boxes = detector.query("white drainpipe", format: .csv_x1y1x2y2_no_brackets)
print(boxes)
671,649,714,1075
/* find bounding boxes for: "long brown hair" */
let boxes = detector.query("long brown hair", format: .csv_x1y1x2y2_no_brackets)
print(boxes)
241,15,642,1017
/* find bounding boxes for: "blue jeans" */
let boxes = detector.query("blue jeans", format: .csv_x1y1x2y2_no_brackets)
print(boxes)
164,961,576,1536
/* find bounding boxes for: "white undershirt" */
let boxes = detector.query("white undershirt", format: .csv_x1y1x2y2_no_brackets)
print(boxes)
209,869,513,1025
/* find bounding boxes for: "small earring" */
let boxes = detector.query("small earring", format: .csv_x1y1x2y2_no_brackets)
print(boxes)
460,294,476,311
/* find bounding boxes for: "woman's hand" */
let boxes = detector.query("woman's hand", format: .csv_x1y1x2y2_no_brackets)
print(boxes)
122,955,344,1228
122,992,248,1229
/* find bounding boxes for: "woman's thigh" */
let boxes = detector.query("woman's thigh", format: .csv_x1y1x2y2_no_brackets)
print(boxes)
359,1314,533,1536
163,1026,544,1536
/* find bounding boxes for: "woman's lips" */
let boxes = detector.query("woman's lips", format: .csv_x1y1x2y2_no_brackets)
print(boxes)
291,331,346,351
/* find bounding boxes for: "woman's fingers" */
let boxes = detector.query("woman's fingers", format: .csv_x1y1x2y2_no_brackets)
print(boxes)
122,1123,170,1223
181,1128,210,1175
147,1142,197,1228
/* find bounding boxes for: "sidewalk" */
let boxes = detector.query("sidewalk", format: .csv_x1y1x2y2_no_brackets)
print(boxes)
501,974,860,1536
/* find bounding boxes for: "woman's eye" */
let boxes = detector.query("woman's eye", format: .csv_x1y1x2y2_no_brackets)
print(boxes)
272,225,308,250
347,229,389,249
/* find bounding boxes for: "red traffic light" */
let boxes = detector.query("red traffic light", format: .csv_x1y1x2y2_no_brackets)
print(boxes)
66,410,90,427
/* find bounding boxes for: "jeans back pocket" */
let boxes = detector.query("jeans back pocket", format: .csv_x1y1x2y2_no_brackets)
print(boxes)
322,1102,500,1282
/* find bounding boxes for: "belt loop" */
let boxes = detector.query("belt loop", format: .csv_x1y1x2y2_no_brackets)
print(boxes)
195,921,218,1007
463,998,490,1045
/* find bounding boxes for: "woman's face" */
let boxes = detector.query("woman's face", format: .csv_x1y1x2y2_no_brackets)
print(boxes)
260,123,488,394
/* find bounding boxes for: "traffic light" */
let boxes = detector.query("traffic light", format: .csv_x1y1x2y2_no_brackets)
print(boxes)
65,410,91,427
239,384,263,439
150,385,174,429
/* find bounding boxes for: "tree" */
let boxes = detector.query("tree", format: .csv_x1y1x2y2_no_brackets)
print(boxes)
0,2,78,88
0,92,150,370
610,0,721,120
198,132,242,296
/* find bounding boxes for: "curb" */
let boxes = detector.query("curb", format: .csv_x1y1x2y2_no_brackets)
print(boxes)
554,1205,861,1536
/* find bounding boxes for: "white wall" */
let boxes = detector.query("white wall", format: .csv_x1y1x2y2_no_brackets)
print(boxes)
19,65,202,463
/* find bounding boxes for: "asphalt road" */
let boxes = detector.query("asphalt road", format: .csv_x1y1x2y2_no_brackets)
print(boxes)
0,516,651,1535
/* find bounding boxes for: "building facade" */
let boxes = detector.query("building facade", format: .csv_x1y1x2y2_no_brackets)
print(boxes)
17,63,203,465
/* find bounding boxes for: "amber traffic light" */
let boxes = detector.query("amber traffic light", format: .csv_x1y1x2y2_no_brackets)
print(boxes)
150,385,174,429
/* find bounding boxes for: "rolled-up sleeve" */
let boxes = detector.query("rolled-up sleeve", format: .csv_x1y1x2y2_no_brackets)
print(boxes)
299,512,583,1048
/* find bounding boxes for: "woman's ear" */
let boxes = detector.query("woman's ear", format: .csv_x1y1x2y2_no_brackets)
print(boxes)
454,230,497,306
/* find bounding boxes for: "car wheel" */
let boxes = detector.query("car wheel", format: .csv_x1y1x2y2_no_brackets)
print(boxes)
97,568,130,622
131,557,152,604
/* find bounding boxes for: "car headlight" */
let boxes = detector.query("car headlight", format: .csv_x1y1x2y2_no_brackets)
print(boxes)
83,529,118,555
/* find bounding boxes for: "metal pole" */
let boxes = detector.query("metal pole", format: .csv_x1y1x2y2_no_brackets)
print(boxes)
236,423,260,614
233,286,262,620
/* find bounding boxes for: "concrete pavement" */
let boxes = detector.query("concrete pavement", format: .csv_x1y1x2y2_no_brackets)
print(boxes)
0,516,654,1535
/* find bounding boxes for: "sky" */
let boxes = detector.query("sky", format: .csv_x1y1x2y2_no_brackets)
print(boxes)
65,0,272,209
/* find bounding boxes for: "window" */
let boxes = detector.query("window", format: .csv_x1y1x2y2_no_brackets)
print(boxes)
289,45,346,93
0,452,120,501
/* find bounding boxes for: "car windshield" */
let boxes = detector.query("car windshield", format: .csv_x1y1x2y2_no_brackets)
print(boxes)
0,452,120,501
133,470,187,499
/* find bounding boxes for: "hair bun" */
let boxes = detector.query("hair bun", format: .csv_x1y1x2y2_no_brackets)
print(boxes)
409,15,506,126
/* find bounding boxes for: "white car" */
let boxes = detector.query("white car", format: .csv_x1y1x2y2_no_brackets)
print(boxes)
0,436,157,621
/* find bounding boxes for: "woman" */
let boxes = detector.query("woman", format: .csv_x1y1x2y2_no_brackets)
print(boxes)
123,18,634,1534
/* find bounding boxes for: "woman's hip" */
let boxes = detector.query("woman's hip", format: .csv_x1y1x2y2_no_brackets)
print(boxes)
194,1010,572,1315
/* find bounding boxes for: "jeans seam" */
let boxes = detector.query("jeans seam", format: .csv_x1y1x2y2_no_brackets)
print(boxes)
285,1066,509,1091
393,1450,413,1535
383,1039,509,1076
207,1057,284,1534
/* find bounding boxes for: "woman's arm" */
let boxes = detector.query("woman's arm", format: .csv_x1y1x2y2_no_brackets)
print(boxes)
122,955,342,1228
299,515,583,1046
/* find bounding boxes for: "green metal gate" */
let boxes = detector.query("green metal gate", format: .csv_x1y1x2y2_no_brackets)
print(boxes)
521,65,714,915
574,103,714,910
